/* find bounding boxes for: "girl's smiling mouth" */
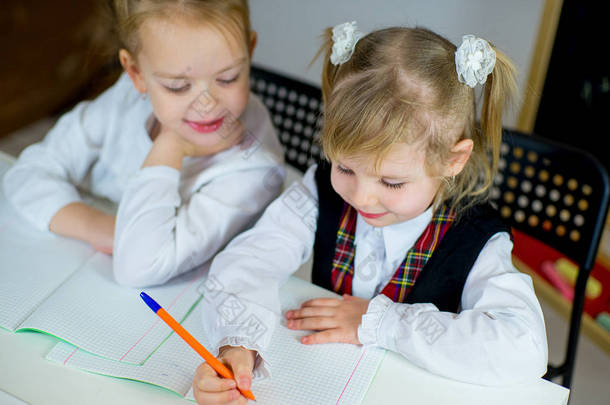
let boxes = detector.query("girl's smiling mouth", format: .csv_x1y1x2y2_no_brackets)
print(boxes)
185,117,225,133
358,210,389,219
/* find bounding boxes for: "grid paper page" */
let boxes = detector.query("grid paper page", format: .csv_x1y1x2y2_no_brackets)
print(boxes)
47,276,385,404
47,310,206,397
0,181,96,332
256,277,385,405
21,252,208,364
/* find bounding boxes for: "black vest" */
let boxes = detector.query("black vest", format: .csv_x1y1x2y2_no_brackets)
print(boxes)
311,162,511,312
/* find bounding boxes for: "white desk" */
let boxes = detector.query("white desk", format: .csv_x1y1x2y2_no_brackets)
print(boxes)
0,150,569,405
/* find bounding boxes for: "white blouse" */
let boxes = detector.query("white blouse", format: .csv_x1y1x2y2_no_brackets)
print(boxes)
201,165,548,386
3,72,286,287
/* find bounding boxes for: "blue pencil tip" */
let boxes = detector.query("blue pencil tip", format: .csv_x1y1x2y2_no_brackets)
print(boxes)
140,292,161,313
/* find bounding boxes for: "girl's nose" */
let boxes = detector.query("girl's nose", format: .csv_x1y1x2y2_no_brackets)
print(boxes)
351,182,377,208
190,87,217,118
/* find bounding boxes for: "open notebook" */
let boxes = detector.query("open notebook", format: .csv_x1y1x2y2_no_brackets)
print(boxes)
47,277,385,404
0,159,206,365
0,157,385,404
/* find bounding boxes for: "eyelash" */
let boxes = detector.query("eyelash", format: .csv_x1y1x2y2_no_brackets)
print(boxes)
164,75,239,93
218,75,239,85
165,84,190,93
382,181,404,190
336,165,405,190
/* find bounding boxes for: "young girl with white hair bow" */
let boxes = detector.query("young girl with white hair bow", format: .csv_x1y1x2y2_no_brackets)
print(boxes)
193,22,548,404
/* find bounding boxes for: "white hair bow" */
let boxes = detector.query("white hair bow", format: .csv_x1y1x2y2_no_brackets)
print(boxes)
455,35,496,88
330,21,364,66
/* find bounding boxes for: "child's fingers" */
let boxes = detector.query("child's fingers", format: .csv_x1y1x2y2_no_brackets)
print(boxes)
193,367,242,405
194,363,237,392
300,297,342,308
300,329,344,345
194,388,242,404
233,366,253,392
285,306,336,319
93,244,113,255
196,375,237,393
287,316,338,331
222,347,256,395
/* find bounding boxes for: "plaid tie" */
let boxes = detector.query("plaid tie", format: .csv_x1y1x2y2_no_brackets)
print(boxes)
331,203,455,302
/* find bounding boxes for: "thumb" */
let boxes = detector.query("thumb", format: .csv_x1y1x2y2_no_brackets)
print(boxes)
234,367,252,391
227,350,255,391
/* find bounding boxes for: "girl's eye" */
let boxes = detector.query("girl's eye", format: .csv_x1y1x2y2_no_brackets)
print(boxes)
336,165,353,175
380,179,405,190
164,84,190,93
218,75,239,85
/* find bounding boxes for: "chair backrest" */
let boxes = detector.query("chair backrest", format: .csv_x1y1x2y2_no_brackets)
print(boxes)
250,65,324,173
492,129,610,272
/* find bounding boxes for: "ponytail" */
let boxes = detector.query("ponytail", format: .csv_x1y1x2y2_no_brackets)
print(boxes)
311,27,341,104
442,43,518,215
480,48,517,188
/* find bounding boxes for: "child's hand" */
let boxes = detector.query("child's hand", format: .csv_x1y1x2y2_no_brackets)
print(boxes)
285,294,370,345
192,345,256,405
49,202,115,255
143,121,244,170
87,211,116,255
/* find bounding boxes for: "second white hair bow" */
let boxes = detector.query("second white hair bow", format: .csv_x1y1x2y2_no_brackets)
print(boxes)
455,35,496,88
330,21,364,65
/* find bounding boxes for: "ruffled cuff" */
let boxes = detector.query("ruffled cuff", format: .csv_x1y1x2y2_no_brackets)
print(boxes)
359,295,441,353
357,294,393,347
214,336,271,380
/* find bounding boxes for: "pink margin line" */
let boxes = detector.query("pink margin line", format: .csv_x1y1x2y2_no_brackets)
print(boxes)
63,266,205,366
118,319,162,362
63,347,79,366
118,267,206,362
335,348,367,405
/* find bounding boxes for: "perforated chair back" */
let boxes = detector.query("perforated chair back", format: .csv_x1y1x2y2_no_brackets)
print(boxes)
492,129,610,389
250,65,324,173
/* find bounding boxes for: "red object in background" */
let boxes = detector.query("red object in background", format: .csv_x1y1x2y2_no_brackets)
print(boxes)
540,260,574,301
512,229,610,319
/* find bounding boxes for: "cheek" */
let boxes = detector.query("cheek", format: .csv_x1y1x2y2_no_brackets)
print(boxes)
149,92,187,122
330,170,350,200
380,190,410,212
388,182,439,216
222,82,250,117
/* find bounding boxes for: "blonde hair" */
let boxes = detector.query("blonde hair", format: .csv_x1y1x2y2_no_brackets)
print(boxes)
317,26,517,216
107,0,251,55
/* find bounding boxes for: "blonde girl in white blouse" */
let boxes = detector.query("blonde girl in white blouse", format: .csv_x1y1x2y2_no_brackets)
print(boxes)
3,0,285,287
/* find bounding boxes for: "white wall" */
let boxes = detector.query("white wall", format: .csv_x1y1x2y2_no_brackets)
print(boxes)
250,0,546,127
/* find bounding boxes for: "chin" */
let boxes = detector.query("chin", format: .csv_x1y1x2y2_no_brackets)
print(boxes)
361,216,391,227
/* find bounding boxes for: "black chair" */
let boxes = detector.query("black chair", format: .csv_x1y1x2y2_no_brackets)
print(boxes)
249,65,610,390
250,65,323,173
491,129,609,390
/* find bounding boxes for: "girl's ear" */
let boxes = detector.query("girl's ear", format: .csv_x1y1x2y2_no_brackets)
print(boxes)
119,49,147,94
444,139,474,177
248,31,258,60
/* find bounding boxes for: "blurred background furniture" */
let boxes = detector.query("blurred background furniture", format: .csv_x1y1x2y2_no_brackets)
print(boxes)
491,130,610,389
0,1,121,138
249,66,323,173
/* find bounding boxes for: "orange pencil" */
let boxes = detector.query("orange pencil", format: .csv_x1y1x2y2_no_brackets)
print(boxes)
140,292,255,401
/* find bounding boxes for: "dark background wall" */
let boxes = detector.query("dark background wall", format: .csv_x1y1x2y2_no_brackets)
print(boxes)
534,1,609,171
